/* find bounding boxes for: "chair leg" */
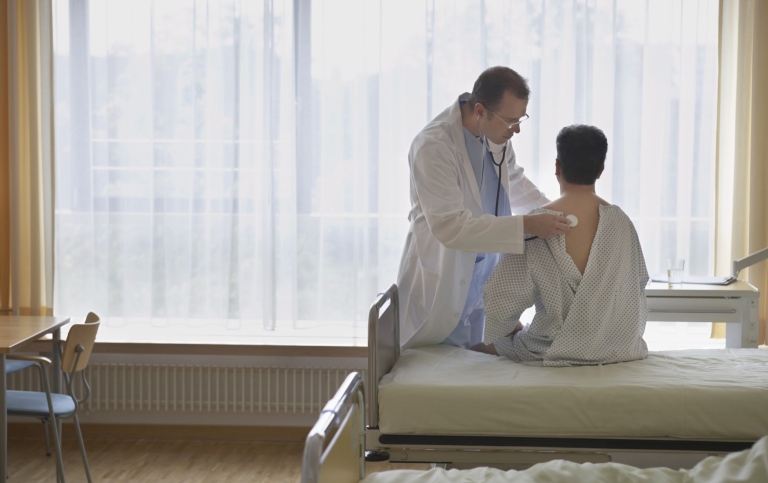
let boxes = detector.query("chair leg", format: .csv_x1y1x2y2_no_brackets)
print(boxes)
46,417,65,482
43,419,52,456
40,375,66,482
71,413,92,483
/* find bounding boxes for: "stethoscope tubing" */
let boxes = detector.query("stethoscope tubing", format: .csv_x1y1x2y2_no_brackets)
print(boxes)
489,142,506,217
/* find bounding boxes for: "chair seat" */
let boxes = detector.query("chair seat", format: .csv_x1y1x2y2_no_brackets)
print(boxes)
6,360,35,373
6,390,76,418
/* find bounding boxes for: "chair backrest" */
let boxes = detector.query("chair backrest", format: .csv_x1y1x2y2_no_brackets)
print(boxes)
84,311,99,324
61,321,100,373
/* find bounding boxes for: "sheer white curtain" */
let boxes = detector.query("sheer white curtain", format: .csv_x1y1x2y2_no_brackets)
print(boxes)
52,0,719,345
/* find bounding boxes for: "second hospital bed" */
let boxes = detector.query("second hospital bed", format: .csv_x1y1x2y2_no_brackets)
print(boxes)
365,284,768,468
302,372,768,483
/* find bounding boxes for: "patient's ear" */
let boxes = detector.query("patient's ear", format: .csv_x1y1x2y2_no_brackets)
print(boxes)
555,159,562,177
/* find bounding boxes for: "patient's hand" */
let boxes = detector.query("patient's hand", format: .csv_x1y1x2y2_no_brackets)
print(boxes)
470,343,498,355
470,321,524,355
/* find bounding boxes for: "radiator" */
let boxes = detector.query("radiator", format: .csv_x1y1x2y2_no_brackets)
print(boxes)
6,363,367,419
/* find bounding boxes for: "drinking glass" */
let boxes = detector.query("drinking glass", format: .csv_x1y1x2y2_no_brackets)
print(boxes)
667,259,685,286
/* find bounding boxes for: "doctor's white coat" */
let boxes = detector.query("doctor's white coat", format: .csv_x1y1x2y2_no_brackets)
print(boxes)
397,94,548,348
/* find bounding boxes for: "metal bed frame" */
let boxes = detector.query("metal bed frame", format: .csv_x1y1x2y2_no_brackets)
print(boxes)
364,284,757,467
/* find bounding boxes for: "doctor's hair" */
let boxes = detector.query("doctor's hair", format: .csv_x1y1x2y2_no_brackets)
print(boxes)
468,66,530,113
556,124,608,185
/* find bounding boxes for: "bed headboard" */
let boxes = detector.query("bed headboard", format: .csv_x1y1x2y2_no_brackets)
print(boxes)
302,372,365,483
366,283,400,428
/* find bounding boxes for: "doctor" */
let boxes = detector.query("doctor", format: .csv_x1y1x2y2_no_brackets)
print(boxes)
397,66,571,349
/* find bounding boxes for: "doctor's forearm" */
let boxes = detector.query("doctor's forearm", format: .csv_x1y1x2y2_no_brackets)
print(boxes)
429,212,525,253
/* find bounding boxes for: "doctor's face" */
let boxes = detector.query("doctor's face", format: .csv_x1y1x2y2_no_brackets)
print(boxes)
479,92,529,145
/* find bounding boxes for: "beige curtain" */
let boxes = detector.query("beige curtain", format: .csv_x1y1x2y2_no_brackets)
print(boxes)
0,0,54,316
714,0,768,344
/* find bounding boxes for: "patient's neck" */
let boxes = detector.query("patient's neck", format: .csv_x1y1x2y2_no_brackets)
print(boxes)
559,182,597,197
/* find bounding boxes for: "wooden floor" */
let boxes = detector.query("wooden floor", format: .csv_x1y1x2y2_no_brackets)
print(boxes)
8,434,430,482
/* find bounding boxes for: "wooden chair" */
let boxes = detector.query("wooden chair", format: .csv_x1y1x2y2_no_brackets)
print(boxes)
5,312,98,375
6,314,100,482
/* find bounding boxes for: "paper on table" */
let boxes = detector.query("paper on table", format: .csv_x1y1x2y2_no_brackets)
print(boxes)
650,274,737,285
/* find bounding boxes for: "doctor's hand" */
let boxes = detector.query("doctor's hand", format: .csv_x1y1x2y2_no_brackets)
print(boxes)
522,213,571,239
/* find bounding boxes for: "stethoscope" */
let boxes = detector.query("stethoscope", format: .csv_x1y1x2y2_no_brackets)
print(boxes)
489,143,506,217
525,214,579,241
478,116,507,217
481,137,578,239
480,132,578,240
480,119,578,237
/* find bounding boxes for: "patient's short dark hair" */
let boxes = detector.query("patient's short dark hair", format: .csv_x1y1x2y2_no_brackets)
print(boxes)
556,125,608,185
468,66,530,111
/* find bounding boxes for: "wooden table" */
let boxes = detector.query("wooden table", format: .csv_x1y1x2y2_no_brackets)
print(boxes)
0,316,71,480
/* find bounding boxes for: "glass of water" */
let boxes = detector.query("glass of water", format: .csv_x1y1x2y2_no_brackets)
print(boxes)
667,259,685,286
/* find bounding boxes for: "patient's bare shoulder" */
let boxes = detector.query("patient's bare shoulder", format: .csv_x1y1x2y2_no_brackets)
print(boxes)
543,195,610,213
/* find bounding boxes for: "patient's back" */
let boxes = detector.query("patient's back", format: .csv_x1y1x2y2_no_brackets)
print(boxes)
544,192,609,275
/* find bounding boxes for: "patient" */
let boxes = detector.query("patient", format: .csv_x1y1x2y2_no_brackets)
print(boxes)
471,124,649,366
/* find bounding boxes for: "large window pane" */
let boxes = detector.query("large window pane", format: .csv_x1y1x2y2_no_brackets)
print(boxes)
53,0,719,346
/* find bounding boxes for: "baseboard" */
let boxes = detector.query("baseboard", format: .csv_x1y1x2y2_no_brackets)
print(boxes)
8,422,311,442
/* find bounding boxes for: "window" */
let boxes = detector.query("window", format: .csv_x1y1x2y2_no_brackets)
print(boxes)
53,0,719,347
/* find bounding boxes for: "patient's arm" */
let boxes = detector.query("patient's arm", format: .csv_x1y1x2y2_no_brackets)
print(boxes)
482,254,534,347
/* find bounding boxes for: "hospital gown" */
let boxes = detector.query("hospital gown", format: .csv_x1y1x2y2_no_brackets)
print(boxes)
483,205,649,366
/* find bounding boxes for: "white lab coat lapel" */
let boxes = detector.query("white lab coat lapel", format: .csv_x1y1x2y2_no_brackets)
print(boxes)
448,96,483,209
448,97,514,211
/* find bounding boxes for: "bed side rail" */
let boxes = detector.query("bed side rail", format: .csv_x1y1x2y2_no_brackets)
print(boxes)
367,283,400,430
301,372,365,483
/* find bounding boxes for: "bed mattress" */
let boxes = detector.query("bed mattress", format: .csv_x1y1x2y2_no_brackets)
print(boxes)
378,345,768,440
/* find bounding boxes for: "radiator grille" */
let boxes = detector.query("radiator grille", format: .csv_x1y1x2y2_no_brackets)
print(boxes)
7,364,365,415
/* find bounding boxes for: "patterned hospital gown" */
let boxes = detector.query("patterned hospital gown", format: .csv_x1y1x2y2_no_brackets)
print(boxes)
483,205,649,366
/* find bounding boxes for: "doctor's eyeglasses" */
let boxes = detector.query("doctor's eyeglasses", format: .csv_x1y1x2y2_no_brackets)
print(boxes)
490,111,530,129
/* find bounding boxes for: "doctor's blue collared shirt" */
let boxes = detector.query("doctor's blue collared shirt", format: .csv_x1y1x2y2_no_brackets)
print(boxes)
441,125,512,348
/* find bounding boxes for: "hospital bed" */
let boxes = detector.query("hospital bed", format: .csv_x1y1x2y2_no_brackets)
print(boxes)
365,284,768,469
301,371,768,482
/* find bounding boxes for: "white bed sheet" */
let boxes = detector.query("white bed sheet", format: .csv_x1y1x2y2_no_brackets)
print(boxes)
361,435,768,483
378,346,768,439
